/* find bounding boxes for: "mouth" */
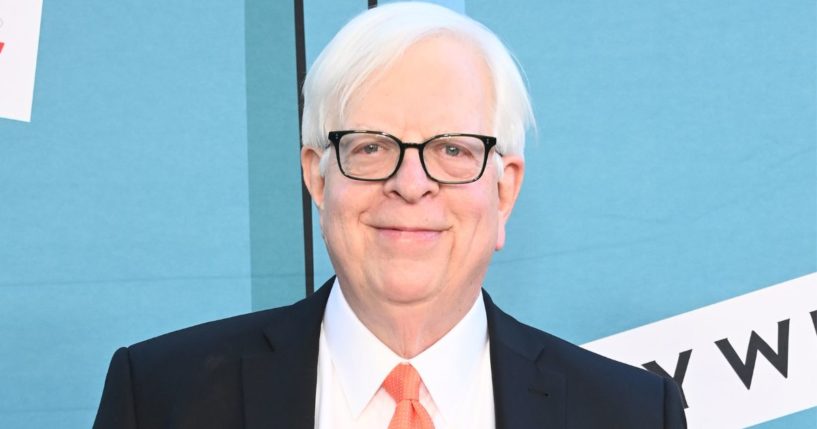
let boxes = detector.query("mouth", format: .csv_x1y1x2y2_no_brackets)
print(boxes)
372,225,447,242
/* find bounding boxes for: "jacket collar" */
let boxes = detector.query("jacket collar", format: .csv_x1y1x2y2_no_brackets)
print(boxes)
484,290,566,429
242,278,333,429
241,280,565,429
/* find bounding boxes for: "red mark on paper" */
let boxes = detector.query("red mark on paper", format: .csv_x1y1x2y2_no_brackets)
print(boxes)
0,42,4,54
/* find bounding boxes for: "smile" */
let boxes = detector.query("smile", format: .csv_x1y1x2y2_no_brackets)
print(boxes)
373,226,446,242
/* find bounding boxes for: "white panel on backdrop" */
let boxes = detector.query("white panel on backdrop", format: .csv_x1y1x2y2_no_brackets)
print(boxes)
583,273,817,428
0,0,43,122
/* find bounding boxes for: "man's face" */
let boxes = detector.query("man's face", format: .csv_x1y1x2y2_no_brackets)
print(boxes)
303,36,524,318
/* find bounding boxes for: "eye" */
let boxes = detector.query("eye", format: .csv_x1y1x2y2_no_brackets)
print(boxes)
351,141,390,156
362,143,380,154
444,145,461,157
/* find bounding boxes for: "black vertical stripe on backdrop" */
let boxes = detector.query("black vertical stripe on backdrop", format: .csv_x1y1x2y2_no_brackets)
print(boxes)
295,0,377,297
294,0,314,296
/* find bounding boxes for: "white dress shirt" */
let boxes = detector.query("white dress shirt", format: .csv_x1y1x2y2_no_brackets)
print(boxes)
315,279,496,429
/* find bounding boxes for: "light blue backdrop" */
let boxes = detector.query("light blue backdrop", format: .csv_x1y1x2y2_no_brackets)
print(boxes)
0,0,813,427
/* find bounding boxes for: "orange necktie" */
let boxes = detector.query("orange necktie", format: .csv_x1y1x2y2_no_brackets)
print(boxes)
383,363,435,429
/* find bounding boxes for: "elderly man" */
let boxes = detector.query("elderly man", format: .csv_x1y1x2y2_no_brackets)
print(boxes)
94,3,686,428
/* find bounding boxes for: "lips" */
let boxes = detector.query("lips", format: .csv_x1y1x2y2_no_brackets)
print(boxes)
372,225,447,242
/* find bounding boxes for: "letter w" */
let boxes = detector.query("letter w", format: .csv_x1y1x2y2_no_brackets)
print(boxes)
715,319,790,389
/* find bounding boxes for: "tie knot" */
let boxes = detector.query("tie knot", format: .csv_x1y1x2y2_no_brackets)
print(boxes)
383,363,422,402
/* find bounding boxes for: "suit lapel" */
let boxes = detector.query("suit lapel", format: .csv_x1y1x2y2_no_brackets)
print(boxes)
242,279,333,429
485,291,566,429
240,282,565,428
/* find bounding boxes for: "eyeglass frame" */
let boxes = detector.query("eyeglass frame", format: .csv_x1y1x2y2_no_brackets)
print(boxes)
326,130,499,184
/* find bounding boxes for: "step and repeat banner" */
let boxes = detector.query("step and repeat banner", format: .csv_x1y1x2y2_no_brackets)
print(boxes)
0,0,42,122
584,273,817,427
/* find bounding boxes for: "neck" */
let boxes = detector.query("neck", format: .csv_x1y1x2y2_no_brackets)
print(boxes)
340,283,481,358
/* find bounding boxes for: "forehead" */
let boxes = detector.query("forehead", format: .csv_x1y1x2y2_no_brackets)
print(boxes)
343,35,495,137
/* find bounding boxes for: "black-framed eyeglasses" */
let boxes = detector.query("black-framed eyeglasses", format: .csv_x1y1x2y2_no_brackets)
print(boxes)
327,130,498,184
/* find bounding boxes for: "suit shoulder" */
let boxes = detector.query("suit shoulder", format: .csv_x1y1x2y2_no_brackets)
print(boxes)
489,302,664,388
122,281,331,374
490,307,681,425
533,324,659,383
126,289,322,371
129,306,277,357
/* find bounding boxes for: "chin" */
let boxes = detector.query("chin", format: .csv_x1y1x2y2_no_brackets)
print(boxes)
373,272,441,305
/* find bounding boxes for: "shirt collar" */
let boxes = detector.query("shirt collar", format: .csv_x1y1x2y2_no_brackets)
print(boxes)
322,278,489,424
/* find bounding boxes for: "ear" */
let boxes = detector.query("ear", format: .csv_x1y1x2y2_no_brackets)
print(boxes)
301,146,326,210
495,155,524,251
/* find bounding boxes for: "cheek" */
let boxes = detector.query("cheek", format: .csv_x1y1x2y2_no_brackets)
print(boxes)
320,179,372,238
465,183,499,219
452,186,500,242
321,184,350,233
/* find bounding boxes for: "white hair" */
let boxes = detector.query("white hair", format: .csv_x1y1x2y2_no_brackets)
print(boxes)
301,1,535,175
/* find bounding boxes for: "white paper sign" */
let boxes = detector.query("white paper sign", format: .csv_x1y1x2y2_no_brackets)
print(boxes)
0,0,43,122
583,273,817,428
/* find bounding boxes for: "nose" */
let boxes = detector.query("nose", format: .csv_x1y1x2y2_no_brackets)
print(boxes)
382,147,439,202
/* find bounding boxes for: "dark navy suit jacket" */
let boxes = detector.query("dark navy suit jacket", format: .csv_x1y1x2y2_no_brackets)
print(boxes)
94,278,687,428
